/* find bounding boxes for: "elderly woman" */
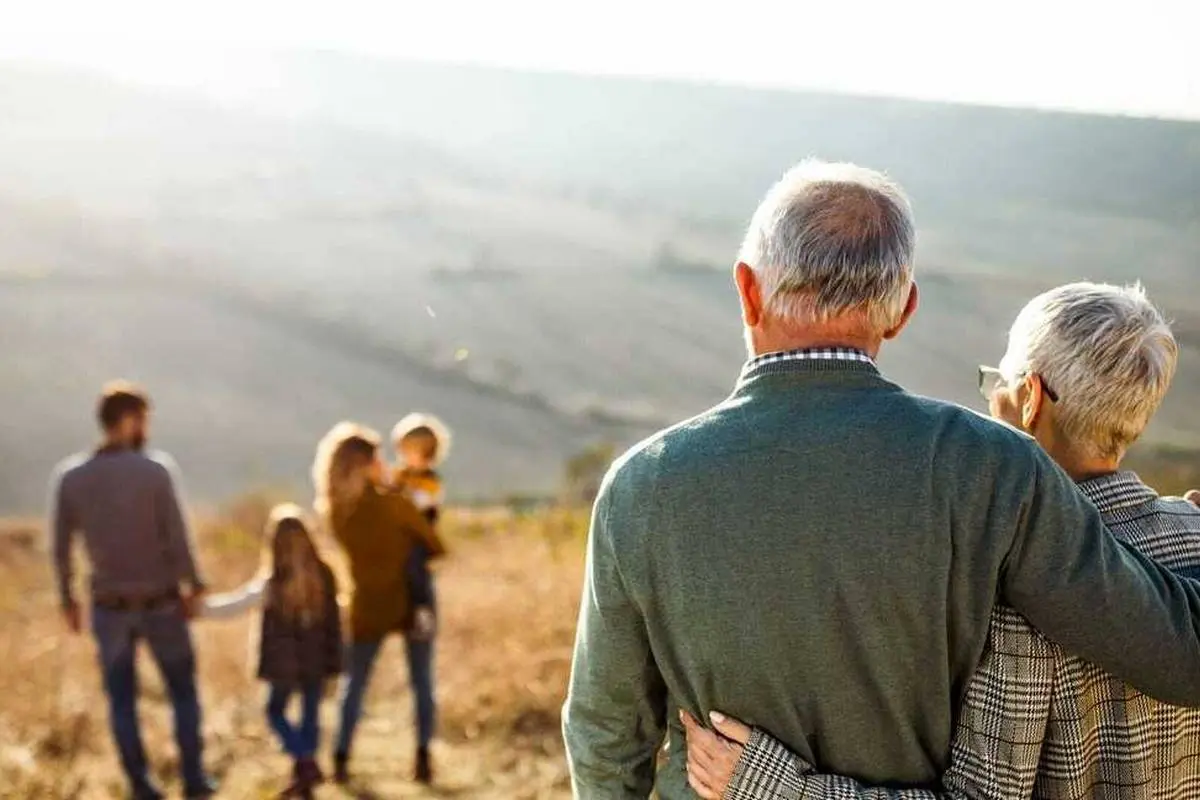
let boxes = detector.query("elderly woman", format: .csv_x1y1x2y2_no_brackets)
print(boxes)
312,422,446,786
682,283,1200,800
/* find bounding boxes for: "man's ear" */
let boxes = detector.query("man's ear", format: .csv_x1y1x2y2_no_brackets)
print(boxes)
882,281,919,341
735,262,763,328
1019,373,1046,431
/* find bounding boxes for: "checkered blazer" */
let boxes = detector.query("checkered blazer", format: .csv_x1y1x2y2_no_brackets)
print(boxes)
726,471,1200,800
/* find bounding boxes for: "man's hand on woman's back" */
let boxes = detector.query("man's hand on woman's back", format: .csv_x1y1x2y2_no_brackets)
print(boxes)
1186,490,1200,506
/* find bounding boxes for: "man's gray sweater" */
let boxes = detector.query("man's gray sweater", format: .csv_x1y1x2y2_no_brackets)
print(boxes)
563,357,1200,799
51,447,203,607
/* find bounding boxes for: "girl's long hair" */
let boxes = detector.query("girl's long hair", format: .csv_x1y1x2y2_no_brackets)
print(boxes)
312,422,382,524
260,503,329,627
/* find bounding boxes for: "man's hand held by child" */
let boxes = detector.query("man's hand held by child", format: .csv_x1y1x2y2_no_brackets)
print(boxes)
181,585,207,621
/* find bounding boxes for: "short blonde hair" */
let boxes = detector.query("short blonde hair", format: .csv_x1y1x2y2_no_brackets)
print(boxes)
391,413,452,466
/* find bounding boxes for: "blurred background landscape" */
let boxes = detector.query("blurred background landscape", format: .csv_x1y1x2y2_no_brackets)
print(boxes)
1,51,1198,510
1,6,1199,794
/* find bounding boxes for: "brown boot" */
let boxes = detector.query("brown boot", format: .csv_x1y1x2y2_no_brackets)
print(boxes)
332,751,350,785
283,759,304,798
298,758,323,787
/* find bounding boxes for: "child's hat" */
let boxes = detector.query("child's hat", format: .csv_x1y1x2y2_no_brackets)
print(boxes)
391,412,452,466
267,502,310,529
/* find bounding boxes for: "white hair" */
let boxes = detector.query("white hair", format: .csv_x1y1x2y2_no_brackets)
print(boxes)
999,282,1178,459
738,159,916,334
391,412,453,466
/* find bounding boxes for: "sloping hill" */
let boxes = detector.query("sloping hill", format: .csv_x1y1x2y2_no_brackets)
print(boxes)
0,59,1196,511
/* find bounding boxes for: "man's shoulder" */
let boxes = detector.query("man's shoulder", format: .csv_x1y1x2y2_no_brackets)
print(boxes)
1150,494,1200,518
102,450,180,488
142,449,178,472
905,393,1043,463
123,450,180,486
604,404,731,484
52,453,91,482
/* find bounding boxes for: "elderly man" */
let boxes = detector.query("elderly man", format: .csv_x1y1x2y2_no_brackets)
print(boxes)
562,161,1200,799
683,282,1200,800
51,383,215,800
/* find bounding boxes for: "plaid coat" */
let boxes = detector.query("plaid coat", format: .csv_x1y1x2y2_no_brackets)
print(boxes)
255,564,343,688
726,471,1200,800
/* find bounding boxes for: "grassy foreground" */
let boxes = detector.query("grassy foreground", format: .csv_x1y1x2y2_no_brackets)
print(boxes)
0,498,587,799
1,452,1194,798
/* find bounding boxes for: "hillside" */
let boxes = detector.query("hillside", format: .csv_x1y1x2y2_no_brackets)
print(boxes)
0,57,1197,510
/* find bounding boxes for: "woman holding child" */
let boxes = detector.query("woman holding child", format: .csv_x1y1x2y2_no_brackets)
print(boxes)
207,419,449,793
312,421,447,786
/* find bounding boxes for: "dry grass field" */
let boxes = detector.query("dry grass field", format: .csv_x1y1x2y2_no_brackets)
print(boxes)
0,498,587,799
2,459,1197,799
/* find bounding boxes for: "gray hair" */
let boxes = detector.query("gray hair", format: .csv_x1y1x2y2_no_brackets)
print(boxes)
738,160,916,334
999,282,1178,459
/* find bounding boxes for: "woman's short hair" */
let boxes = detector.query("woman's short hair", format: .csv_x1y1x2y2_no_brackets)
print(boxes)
999,282,1177,459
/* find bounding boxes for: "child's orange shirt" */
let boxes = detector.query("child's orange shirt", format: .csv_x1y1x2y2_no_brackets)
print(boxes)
391,467,444,524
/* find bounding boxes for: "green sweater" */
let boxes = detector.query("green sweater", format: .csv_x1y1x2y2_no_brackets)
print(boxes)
563,358,1200,799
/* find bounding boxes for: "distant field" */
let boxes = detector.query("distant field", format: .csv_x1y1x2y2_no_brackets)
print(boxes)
0,501,585,799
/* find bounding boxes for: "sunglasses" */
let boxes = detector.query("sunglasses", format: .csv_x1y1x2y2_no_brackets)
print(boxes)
978,366,1059,403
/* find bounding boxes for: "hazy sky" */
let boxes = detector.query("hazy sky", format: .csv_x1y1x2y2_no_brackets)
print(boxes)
4,0,1198,119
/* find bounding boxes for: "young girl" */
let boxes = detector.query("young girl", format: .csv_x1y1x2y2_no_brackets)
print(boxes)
243,504,342,798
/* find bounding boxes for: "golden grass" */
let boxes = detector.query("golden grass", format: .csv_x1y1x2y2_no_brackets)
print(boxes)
5,457,1193,797
0,500,587,799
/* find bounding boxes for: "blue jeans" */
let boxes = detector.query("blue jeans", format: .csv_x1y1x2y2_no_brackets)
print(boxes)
91,603,205,794
408,542,436,611
336,636,436,756
265,683,322,759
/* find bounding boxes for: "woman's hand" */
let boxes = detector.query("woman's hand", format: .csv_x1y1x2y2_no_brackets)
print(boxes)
680,709,753,799
1186,489,1200,506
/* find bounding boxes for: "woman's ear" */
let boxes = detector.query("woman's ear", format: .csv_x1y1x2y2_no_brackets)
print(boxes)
1019,374,1046,431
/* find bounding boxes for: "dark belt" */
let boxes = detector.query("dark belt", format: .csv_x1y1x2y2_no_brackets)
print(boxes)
93,589,181,612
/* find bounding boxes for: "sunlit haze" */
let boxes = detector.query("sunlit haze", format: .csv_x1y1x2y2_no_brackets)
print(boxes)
3,0,1198,119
